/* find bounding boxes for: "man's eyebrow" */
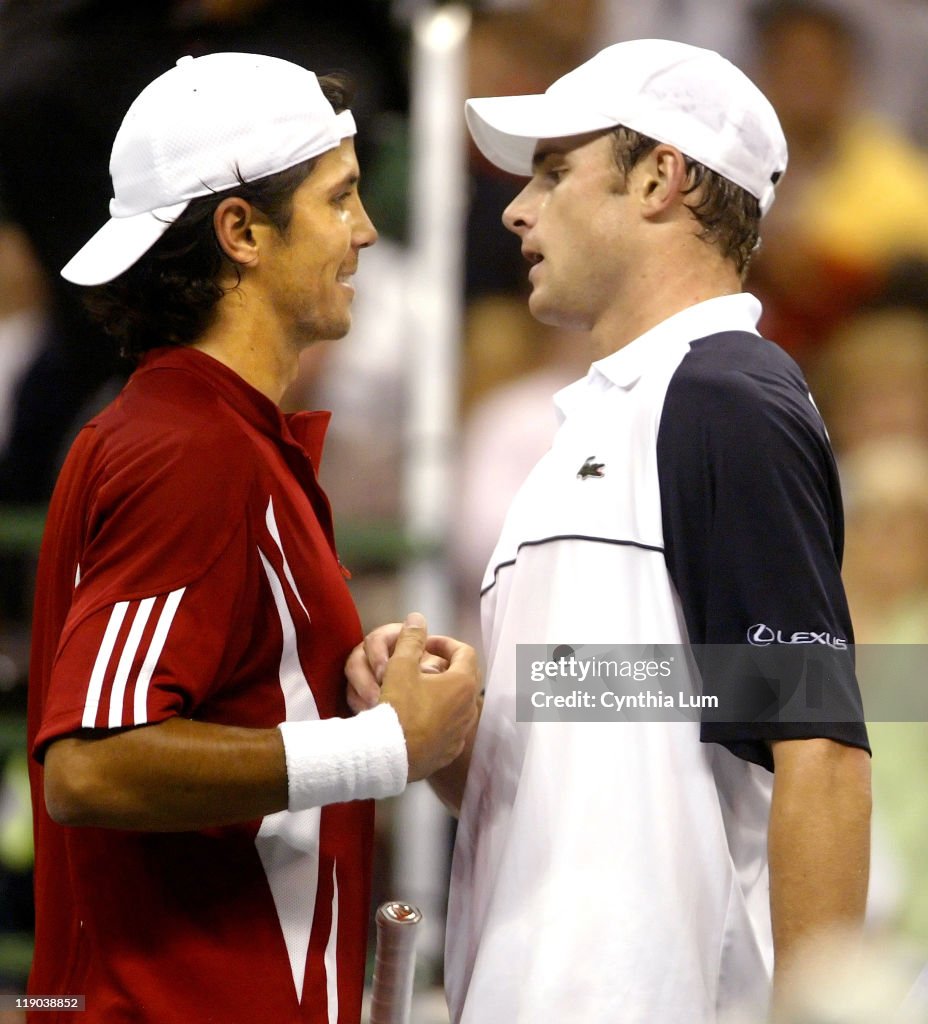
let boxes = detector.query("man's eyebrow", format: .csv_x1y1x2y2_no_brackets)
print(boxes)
328,171,360,193
531,147,565,173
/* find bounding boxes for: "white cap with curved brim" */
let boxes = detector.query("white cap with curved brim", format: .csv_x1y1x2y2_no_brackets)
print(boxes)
465,38,787,215
62,52,356,286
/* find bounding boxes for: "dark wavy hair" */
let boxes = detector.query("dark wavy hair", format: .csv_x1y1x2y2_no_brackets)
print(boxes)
84,72,354,360
610,126,763,280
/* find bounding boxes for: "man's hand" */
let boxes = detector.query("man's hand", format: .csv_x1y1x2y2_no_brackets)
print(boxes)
347,613,479,783
345,617,449,712
345,622,402,713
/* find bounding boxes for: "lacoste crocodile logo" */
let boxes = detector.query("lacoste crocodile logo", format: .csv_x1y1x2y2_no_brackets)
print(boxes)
577,456,606,480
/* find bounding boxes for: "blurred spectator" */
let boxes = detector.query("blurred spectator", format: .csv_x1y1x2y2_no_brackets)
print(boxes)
834,0,928,148
807,307,928,457
841,439,928,644
0,218,46,659
0,223,45,452
746,0,928,365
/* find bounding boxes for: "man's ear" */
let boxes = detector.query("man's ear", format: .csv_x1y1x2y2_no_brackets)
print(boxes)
637,144,690,218
213,197,262,267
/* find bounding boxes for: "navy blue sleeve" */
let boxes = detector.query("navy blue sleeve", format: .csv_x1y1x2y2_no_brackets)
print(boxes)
657,332,869,771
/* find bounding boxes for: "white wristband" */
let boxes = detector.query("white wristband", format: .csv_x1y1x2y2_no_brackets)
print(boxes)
277,703,408,811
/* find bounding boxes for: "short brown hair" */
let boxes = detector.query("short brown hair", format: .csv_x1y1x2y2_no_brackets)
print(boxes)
610,126,761,279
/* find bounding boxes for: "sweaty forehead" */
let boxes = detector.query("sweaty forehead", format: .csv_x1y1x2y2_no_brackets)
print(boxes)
309,138,360,186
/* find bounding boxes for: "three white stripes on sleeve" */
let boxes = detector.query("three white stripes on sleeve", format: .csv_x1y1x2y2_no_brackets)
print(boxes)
81,588,186,729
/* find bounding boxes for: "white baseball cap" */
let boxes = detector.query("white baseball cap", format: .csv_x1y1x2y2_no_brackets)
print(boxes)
465,38,787,215
62,52,357,286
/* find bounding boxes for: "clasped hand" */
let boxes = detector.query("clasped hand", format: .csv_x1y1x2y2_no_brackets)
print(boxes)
345,613,481,783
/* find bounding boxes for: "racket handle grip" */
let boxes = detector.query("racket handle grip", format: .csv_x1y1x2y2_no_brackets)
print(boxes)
370,901,423,1024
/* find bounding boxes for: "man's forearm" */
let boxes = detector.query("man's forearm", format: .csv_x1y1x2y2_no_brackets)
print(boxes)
44,717,289,831
768,737,871,997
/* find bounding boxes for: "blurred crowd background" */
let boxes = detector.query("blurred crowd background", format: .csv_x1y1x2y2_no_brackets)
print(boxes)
1,0,928,1020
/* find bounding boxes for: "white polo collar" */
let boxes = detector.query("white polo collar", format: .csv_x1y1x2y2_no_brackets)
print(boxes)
555,293,763,417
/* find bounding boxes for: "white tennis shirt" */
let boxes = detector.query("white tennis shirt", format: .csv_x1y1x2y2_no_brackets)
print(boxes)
445,293,868,1023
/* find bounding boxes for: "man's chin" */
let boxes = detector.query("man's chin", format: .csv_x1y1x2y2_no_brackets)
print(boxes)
303,315,351,346
528,293,567,329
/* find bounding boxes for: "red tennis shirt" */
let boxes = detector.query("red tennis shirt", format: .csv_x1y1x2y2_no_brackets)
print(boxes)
27,346,372,1023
